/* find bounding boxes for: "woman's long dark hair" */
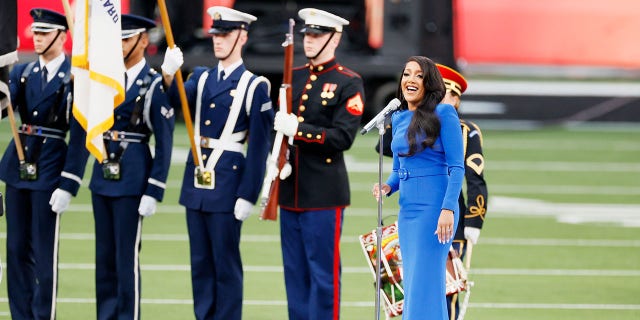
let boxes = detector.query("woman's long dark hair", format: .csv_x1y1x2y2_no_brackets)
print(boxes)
396,56,446,157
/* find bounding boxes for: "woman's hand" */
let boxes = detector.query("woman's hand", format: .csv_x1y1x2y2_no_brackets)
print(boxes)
372,183,391,202
435,209,455,244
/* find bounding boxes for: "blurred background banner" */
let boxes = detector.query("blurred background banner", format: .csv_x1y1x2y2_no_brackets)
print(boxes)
15,0,131,52
455,0,640,68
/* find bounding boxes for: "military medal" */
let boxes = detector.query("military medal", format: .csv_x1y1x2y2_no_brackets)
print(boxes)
322,83,337,99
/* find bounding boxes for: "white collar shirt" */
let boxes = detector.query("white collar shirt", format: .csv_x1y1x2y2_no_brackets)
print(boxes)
217,59,243,81
39,53,65,83
125,58,147,91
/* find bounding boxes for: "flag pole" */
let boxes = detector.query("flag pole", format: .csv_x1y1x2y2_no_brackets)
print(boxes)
156,0,199,165
61,0,74,35
5,101,25,162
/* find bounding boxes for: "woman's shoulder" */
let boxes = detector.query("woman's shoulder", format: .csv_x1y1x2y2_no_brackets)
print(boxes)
435,103,456,114
391,108,412,121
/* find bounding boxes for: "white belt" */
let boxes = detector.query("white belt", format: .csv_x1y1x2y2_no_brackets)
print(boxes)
199,134,245,153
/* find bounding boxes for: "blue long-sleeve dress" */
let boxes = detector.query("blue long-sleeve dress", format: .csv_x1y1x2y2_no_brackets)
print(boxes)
385,103,465,319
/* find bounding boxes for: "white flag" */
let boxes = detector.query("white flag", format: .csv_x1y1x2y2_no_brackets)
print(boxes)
72,0,125,163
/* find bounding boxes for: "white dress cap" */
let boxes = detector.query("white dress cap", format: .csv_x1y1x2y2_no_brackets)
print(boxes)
298,8,349,33
207,6,257,24
206,6,258,34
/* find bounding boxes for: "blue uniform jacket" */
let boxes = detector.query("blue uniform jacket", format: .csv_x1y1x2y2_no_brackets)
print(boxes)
63,65,174,201
0,58,83,193
170,65,273,212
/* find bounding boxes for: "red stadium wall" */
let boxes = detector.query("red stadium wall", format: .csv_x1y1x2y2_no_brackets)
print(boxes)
454,0,640,68
16,0,131,53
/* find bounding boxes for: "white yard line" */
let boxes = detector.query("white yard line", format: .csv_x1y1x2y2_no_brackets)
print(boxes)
11,263,634,277
0,297,637,310
1,232,638,247
350,182,640,195
483,161,640,172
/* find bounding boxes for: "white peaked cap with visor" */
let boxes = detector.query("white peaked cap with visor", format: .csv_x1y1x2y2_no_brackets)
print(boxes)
207,6,257,34
298,8,349,33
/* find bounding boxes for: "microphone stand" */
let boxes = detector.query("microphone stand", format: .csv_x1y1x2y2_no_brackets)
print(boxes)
373,116,387,320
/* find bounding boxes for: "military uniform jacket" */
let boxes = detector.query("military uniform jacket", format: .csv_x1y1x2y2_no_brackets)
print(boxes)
279,59,365,210
63,64,175,201
0,57,81,192
172,65,273,212
454,119,488,240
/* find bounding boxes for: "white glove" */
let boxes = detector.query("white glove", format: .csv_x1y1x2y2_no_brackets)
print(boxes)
265,160,279,182
464,227,481,245
279,162,292,180
234,198,253,221
138,195,157,217
274,111,299,137
161,46,184,76
49,188,72,215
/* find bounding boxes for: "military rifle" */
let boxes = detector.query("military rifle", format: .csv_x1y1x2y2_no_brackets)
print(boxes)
259,19,295,221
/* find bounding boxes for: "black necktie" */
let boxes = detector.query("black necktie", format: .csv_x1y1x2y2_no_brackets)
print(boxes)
41,66,48,91
124,73,129,90
219,70,225,82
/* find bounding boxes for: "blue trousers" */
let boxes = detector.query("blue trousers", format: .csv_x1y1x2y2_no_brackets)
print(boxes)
186,209,243,320
5,185,60,320
280,207,344,320
92,194,143,320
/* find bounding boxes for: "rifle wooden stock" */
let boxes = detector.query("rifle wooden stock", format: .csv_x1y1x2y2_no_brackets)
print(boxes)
260,19,295,221
260,151,283,220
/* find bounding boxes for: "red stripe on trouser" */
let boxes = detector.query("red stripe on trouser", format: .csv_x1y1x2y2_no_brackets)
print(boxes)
333,208,342,320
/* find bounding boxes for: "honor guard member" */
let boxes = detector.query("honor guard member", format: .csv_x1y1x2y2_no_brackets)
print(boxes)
64,14,176,320
162,6,273,320
273,8,365,320
374,64,488,320
437,64,488,320
0,8,76,319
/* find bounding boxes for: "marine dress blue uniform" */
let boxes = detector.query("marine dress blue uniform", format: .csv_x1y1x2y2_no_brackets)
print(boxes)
172,62,273,320
278,59,364,320
385,104,464,320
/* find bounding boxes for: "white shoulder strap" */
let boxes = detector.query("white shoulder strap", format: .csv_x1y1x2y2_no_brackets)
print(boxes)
143,76,163,131
194,71,210,170
205,70,253,171
244,76,271,116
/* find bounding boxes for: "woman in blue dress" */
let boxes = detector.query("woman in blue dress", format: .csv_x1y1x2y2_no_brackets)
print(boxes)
373,56,465,319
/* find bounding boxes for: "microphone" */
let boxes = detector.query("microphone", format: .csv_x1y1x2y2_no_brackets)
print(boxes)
360,98,401,135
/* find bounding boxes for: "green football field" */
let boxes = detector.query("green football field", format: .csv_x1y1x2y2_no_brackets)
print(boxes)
0,122,638,319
